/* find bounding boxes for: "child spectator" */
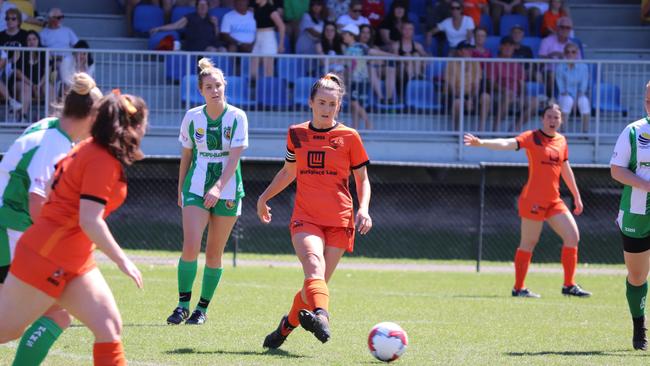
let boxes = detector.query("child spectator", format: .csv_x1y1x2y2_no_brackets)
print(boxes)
471,27,492,58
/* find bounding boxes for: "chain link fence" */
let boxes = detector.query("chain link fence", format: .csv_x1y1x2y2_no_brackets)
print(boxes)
106,158,625,268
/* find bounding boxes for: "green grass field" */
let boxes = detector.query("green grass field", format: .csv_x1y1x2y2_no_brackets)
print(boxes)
0,254,648,366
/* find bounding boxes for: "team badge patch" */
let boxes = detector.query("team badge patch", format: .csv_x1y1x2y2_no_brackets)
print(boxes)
225,200,236,210
194,128,205,143
639,132,650,147
329,136,344,149
224,126,232,140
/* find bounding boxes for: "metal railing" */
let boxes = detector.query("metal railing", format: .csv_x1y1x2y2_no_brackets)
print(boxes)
0,47,648,139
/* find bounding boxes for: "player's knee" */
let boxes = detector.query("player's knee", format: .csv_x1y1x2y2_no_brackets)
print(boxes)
303,252,325,277
628,271,649,286
45,310,72,330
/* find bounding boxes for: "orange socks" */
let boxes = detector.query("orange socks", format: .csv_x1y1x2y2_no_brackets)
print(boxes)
287,290,309,329
514,249,532,290
93,341,126,366
561,246,578,287
304,278,329,312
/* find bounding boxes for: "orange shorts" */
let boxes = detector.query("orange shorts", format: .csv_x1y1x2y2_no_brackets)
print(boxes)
518,197,569,221
290,220,355,253
9,244,96,298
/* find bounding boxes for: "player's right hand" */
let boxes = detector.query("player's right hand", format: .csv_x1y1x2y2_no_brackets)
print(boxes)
257,199,272,224
463,133,481,146
118,257,144,289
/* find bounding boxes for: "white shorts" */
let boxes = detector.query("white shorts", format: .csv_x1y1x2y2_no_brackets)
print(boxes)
1,226,23,263
252,29,278,55
558,94,590,115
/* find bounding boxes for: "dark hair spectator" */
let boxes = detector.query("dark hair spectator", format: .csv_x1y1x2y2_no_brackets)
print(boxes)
220,0,257,53
358,23,397,105
296,0,327,54
60,40,95,97
336,0,370,29
471,27,492,58
378,0,408,49
426,0,475,50
150,0,224,52
11,31,51,119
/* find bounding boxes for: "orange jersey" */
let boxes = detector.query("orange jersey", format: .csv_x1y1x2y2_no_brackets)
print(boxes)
286,122,369,228
515,130,568,202
18,138,127,271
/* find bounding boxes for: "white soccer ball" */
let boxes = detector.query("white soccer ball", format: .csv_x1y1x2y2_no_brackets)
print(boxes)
367,322,408,362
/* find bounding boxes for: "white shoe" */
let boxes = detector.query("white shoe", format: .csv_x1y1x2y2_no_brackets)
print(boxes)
8,98,22,112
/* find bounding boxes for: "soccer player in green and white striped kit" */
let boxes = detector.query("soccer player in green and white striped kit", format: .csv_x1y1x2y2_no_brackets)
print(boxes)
0,73,102,365
611,80,650,351
166,58,248,325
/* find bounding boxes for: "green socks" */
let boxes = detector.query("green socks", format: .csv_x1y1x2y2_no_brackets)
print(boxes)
196,267,223,313
177,259,198,309
626,279,648,318
13,316,62,366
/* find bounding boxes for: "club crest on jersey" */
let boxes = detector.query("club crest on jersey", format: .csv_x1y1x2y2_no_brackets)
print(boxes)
329,136,344,149
639,132,650,147
195,128,205,143
225,200,236,209
224,126,232,140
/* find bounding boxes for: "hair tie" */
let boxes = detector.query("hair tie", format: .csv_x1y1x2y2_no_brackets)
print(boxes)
112,89,137,115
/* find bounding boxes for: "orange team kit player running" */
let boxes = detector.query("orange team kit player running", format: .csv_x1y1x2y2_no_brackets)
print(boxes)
464,103,592,298
256,73,372,348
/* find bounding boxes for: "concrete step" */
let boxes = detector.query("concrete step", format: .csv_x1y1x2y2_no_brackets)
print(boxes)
66,13,128,38
571,4,640,27
585,48,650,60
84,36,148,50
575,26,650,49
38,0,122,15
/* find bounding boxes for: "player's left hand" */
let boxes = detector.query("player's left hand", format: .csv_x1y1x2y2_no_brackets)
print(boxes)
355,209,372,235
573,197,583,215
204,185,221,209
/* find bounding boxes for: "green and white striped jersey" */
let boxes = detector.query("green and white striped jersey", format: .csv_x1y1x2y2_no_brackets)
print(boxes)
178,104,248,200
611,117,650,215
0,118,73,231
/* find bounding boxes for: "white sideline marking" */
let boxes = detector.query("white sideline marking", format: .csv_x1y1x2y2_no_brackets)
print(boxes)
0,342,169,366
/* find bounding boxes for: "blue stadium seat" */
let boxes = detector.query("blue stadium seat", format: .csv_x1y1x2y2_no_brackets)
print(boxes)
277,58,305,82
592,82,627,114
425,60,447,83
148,30,180,50
209,55,236,75
133,5,164,34
165,54,198,82
405,80,443,112
499,14,528,36
479,14,493,35
428,36,450,57
171,6,194,23
521,36,541,58
408,0,430,16
293,77,313,109
484,35,500,56
256,77,289,109
525,81,545,97
367,81,404,112
180,75,203,105
225,76,255,107
408,12,423,35
209,7,231,23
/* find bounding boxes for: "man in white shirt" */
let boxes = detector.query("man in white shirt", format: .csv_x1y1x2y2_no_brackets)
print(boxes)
221,0,256,53
336,0,369,30
39,8,79,56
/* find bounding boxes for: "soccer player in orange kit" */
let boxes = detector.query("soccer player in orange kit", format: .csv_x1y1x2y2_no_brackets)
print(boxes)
0,92,148,366
257,73,372,348
464,104,591,298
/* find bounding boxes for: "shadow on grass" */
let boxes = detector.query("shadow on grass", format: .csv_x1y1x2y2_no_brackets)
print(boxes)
506,350,648,357
165,347,307,359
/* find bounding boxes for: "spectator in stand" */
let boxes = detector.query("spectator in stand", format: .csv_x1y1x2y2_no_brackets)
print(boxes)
362,0,384,28
316,21,345,74
327,0,350,22
556,42,590,133
539,16,575,59
341,23,373,129
359,24,397,105
284,0,310,50
296,0,326,54
0,50,22,114
643,0,650,24
378,0,408,50
540,0,567,36
510,23,532,58
123,0,199,31
0,0,43,33
221,0,256,53
250,0,285,81
490,0,526,36
149,0,224,52
487,36,527,131
60,41,95,96
463,0,488,29
39,8,78,56
0,8,28,67
446,41,491,131
426,0,452,56
11,31,49,116
471,27,492,58
336,0,370,29
426,0,475,50
392,21,427,101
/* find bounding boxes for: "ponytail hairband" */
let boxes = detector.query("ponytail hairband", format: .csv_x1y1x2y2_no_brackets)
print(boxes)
111,88,138,116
